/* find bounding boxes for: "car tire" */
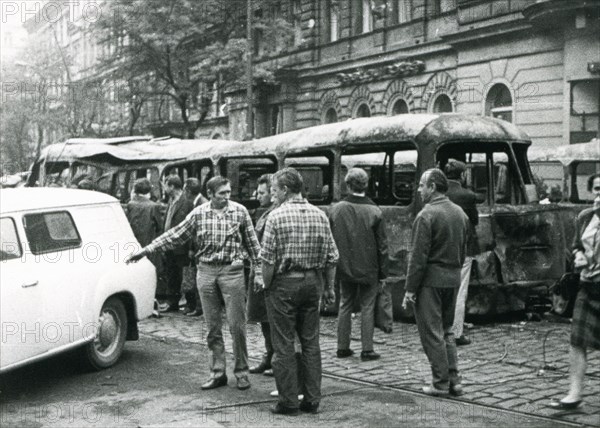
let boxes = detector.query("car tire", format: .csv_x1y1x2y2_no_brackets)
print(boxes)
82,297,128,370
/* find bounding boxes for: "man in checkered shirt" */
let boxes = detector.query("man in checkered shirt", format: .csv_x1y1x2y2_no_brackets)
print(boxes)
261,168,338,416
127,176,260,392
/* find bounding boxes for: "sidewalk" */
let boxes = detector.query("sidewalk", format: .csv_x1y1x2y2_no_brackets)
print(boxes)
139,313,600,427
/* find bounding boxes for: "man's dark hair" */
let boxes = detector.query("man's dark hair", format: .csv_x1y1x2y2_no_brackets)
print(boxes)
273,168,304,194
423,168,449,194
184,177,202,196
133,178,152,195
444,159,466,180
257,173,273,189
587,173,600,192
206,176,231,195
345,168,369,193
166,175,182,189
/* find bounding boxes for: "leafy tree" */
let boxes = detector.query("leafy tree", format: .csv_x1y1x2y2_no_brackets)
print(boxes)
94,0,293,138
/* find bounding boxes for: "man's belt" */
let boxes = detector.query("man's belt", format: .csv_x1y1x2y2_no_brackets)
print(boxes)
277,269,319,278
199,260,233,266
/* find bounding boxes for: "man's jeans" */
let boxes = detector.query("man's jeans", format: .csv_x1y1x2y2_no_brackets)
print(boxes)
452,257,473,338
414,286,459,390
266,270,322,408
197,262,249,379
337,280,378,352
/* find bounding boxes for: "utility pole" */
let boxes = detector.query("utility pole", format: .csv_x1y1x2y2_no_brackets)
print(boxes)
245,0,254,140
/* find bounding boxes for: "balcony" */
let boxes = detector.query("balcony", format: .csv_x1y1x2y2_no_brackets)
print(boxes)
523,0,600,26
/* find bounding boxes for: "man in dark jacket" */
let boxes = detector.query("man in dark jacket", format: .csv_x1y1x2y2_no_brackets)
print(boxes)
181,178,206,317
403,169,469,397
126,178,163,247
445,159,479,346
160,175,194,312
330,168,388,361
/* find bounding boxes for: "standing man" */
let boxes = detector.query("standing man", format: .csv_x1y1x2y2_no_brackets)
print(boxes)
444,159,479,346
261,168,338,415
403,169,469,397
248,174,276,375
160,175,194,312
330,168,388,361
126,178,163,247
127,176,260,391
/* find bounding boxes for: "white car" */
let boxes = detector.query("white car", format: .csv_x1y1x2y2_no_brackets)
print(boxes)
0,188,156,373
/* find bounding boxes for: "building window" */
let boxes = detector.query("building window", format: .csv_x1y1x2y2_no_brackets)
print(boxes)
397,0,411,23
485,83,512,122
570,80,599,143
330,2,339,42
324,108,338,123
355,103,371,117
323,0,339,42
292,0,303,46
362,0,373,33
392,99,409,115
432,94,453,113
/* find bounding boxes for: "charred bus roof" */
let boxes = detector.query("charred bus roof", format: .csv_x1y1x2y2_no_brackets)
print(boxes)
35,137,232,165
202,114,530,162
528,139,599,165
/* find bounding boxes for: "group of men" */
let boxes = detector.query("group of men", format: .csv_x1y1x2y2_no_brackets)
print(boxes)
125,159,479,414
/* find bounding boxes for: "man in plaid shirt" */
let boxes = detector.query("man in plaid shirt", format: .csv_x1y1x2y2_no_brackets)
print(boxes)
261,168,338,416
127,176,260,392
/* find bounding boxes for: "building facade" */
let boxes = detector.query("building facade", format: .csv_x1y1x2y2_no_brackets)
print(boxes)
228,0,600,148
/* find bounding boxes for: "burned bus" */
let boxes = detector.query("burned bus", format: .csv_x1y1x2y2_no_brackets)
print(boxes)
183,114,569,318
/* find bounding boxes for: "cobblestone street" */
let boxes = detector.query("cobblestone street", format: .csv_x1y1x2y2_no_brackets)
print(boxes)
140,312,600,427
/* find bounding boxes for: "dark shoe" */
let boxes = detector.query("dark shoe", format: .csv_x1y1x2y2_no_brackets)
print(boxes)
236,376,251,390
270,403,299,416
299,401,320,414
422,385,450,396
336,349,354,358
263,369,274,377
185,309,203,317
547,399,582,410
455,335,471,346
201,375,228,390
249,360,271,374
450,384,464,396
360,350,381,361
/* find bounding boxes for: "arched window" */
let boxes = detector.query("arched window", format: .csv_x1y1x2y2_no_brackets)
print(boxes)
485,83,513,122
324,108,338,124
356,104,371,118
211,133,222,139
432,94,453,113
392,99,409,115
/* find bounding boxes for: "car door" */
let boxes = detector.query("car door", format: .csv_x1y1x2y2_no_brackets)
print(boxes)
21,210,87,350
0,216,45,369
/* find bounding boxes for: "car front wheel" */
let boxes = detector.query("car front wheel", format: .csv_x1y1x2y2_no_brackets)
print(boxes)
82,297,128,370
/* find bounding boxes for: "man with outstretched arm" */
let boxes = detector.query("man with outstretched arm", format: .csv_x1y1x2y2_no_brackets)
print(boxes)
126,176,260,392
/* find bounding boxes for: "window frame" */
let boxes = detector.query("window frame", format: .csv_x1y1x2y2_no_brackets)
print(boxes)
340,144,418,206
219,155,278,205
1,217,23,261
22,210,82,255
283,151,334,205
436,141,528,206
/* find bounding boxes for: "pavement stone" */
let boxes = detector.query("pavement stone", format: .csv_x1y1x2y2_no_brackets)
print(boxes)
139,312,600,427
